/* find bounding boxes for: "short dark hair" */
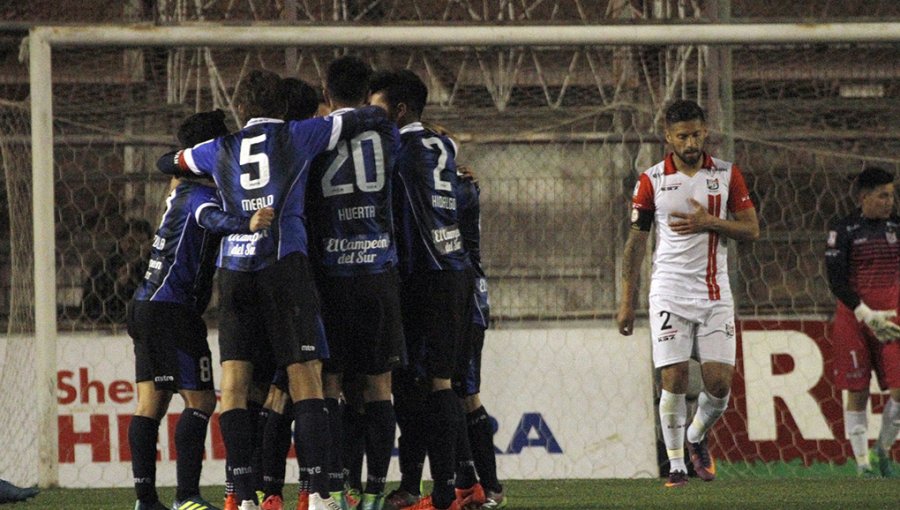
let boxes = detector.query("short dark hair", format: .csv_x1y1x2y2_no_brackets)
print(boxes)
281,78,320,121
177,109,229,148
665,99,706,125
855,166,894,193
326,56,372,105
235,69,286,121
369,69,428,118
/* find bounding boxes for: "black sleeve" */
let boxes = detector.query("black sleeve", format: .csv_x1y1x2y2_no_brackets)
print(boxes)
824,217,861,310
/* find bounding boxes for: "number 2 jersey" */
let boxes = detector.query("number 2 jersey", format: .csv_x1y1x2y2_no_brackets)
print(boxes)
160,107,388,272
825,211,900,312
132,180,251,312
631,152,754,302
306,107,400,277
393,122,471,275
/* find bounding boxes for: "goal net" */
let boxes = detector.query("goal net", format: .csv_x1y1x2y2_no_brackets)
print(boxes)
2,18,899,487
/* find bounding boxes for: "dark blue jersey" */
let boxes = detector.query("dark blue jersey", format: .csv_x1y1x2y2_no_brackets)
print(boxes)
393,122,470,275
133,180,251,312
159,107,389,272
306,108,400,276
457,178,490,328
825,211,900,311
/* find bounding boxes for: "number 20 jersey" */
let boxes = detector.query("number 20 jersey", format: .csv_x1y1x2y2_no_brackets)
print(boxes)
306,108,400,276
632,153,754,301
393,122,471,275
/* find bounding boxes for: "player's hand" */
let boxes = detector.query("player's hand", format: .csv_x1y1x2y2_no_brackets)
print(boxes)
616,302,635,336
250,207,275,232
854,303,900,342
669,198,713,235
458,165,478,183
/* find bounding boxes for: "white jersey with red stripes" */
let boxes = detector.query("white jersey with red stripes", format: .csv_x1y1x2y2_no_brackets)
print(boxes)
632,153,754,301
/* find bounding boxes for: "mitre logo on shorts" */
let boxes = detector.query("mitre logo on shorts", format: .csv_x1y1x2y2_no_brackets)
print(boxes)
887,232,897,244
707,178,719,191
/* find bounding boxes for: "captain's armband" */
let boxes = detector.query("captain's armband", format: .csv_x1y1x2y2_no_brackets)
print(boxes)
630,207,653,231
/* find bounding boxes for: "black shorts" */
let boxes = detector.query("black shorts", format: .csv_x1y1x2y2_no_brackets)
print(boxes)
318,269,406,376
218,253,328,369
453,323,485,398
127,300,214,392
400,270,474,380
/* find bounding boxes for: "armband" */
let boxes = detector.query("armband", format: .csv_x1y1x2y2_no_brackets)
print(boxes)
630,207,653,231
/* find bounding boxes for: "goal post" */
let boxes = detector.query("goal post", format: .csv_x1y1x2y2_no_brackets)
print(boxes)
18,21,900,487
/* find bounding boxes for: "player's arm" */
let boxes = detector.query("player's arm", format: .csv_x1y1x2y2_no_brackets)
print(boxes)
617,224,649,336
669,200,759,241
196,201,273,235
291,105,389,156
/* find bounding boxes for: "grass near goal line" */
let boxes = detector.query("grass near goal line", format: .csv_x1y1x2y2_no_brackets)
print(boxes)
14,477,900,510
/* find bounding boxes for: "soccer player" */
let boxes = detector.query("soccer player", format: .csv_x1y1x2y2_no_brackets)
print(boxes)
616,99,759,488
302,56,403,510
129,109,274,510
825,166,900,477
157,69,390,510
454,166,505,508
369,70,474,510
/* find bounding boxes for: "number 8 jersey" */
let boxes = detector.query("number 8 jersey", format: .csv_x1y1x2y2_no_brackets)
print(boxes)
306,108,400,276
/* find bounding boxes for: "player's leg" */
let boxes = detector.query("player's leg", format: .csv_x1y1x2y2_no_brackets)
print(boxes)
650,295,698,487
341,375,367,507
323,371,346,503
872,341,900,477
261,378,293,509
687,302,737,482
128,300,175,510
831,305,878,475
388,367,428,510
451,310,485,509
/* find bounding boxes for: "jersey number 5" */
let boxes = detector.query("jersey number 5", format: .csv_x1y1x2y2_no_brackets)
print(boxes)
239,134,270,190
322,131,385,197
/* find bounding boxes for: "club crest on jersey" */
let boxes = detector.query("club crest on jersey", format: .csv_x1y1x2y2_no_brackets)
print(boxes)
706,178,720,191
887,232,898,244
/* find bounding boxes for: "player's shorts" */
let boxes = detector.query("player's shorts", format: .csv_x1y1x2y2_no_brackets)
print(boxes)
400,269,474,381
127,300,214,392
453,322,485,398
318,269,406,376
831,304,900,391
218,252,328,367
649,294,736,368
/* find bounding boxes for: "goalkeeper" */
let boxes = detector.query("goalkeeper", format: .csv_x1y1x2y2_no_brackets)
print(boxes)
825,166,900,478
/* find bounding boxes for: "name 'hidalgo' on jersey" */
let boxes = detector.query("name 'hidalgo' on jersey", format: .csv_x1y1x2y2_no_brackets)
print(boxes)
163,107,387,272
306,108,400,276
632,153,754,301
133,181,251,312
825,211,900,312
456,178,490,328
394,122,471,275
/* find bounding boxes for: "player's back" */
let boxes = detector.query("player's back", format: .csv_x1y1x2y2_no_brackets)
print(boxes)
457,177,490,327
827,211,900,310
133,181,220,312
306,108,399,276
394,122,470,275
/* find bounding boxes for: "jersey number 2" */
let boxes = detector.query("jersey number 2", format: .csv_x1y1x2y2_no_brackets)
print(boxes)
239,134,270,190
322,131,385,197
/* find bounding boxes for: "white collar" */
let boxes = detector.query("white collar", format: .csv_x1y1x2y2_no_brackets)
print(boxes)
244,117,284,127
399,121,424,134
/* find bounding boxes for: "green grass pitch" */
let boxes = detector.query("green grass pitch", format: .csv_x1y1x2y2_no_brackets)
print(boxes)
9,477,900,510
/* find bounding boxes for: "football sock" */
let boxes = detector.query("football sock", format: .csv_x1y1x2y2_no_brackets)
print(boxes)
467,406,501,493
844,409,869,467
294,398,331,499
129,415,161,504
343,403,366,491
174,408,210,501
249,400,267,491
324,398,345,493
220,408,258,504
877,397,900,453
262,409,292,498
394,375,428,496
455,408,478,490
686,391,730,444
363,400,395,495
426,389,461,509
659,390,687,473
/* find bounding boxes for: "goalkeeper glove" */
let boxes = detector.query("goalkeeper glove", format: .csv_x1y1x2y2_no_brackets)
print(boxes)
854,302,900,343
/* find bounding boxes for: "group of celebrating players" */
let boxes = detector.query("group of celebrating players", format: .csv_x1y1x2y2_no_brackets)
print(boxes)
127,57,504,510
124,51,900,510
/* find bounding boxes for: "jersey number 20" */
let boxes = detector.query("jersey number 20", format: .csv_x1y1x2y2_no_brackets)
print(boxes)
322,131,385,197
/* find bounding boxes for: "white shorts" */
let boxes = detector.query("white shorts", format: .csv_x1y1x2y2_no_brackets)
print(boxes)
649,294,736,368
